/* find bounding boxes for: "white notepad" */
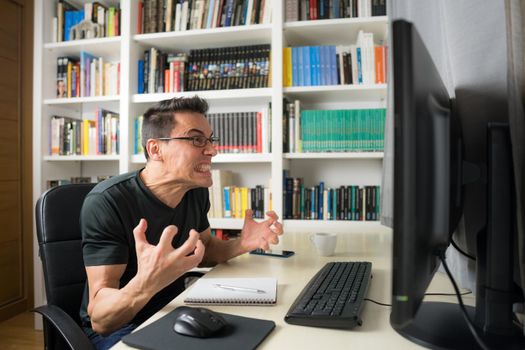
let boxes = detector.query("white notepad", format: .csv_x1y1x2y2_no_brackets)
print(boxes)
184,277,277,305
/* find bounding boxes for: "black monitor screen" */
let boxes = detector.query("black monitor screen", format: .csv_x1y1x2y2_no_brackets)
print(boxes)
390,19,524,350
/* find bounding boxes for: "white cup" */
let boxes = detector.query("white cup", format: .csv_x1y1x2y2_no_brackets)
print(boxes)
310,232,338,256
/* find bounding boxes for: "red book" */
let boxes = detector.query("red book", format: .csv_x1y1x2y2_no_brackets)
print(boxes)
137,1,143,34
375,46,385,84
164,69,170,92
256,111,262,153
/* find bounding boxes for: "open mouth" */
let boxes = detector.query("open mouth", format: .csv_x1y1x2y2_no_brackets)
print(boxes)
195,163,211,174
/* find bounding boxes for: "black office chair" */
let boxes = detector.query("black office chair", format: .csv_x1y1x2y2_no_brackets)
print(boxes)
34,183,205,350
34,183,96,350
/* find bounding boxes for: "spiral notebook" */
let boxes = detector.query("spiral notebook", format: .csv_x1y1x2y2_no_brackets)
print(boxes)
184,277,277,305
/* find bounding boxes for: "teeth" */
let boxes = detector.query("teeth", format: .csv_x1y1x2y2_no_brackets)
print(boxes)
196,164,211,172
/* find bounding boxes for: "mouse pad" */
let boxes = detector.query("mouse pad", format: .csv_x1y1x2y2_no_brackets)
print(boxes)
122,307,276,350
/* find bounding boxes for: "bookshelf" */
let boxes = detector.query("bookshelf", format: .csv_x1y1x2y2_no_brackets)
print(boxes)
33,0,388,322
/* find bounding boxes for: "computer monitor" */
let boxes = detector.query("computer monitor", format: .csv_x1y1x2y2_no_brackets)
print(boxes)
390,19,524,349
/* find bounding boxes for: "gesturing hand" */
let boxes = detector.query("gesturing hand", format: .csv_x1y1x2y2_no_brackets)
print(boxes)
132,219,205,296
240,210,284,252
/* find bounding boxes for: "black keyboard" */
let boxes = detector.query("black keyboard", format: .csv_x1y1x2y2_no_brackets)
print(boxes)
284,261,372,329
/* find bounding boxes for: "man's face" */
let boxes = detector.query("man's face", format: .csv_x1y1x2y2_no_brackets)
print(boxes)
158,112,217,189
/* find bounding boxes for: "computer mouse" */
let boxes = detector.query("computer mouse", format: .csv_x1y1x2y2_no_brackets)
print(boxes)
172,306,228,338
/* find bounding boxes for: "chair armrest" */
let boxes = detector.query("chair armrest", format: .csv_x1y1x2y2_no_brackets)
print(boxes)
32,305,94,350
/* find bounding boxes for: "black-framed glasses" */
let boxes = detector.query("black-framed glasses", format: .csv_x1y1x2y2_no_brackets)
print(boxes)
156,135,220,148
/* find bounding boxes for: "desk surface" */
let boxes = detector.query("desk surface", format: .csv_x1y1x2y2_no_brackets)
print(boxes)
113,227,472,350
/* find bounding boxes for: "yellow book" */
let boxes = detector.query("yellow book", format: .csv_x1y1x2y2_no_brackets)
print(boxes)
283,47,292,87
241,187,249,219
234,187,242,219
82,119,90,155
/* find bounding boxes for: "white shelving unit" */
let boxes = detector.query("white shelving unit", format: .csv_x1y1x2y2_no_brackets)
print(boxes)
33,1,388,320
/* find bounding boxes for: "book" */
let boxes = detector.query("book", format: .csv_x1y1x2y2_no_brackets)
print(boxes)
184,278,277,305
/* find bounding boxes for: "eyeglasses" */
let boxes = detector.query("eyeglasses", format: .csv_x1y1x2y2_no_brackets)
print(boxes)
156,135,220,148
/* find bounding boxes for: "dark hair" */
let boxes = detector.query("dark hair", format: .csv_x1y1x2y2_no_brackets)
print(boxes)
142,96,209,159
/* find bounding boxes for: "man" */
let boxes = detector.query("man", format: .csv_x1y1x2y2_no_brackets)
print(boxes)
79,96,283,349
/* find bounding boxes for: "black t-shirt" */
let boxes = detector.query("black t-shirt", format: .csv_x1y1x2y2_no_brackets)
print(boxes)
79,170,210,335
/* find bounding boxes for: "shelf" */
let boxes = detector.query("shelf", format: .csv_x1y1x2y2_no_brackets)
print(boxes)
208,218,389,233
134,24,272,52
284,152,384,159
44,95,120,106
284,84,387,103
284,17,388,46
213,153,273,163
208,218,244,230
43,37,121,59
132,88,273,105
43,155,120,161
132,153,273,164
283,220,388,233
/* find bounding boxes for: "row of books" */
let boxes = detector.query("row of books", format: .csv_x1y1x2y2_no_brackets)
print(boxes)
138,0,272,34
283,177,381,221
283,32,386,87
300,108,385,152
53,1,120,42
285,0,386,22
134,108,271,156
283,99,385,153
138,49,187,94
208,170,271,219
138,44,271,94
208,109,271,154
56,53,120,98
46,175,112,189
50,109,120,156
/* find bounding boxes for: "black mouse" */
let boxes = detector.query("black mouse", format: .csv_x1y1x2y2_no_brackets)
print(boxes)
172,306,228,338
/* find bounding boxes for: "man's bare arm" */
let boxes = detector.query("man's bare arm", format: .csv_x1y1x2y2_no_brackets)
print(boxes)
86,219,205,335
199,210,283,266
86,264,153,335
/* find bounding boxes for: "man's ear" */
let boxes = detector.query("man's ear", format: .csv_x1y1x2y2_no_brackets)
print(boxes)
146,139,163,161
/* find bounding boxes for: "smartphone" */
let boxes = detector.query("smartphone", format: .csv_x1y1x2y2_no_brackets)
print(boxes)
250,249,295,258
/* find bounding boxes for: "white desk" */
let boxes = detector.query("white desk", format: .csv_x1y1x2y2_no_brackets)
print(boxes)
113,228,473,349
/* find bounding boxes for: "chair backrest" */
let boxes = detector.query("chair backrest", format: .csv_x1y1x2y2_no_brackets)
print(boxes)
35,183,96,326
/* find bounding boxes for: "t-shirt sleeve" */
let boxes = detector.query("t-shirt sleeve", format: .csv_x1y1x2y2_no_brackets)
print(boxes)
81,193,129,266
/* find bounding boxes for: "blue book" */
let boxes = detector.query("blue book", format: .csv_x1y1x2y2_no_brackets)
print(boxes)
292,47,299,86
331,188,337,220
330,46,338,85
357,47,363,84
333,0,340,18
224,0,235,27
318,181,324,219
138,60,144,94
297,46,304,86
327,188,332,220
319,46,326,85
64,11,72,41
80,51,97,97
303,46,311,86
324,46,332,85
223,187,231,218
311,187,316,220
310,47,319,86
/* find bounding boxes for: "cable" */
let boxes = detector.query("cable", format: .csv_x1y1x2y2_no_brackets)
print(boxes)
439,254,491,350
364,298,391,307
425,291,472,296
451,238,476,260
364,291,472,308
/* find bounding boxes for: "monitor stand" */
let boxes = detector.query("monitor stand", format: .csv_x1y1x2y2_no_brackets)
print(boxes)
394,301,525,350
